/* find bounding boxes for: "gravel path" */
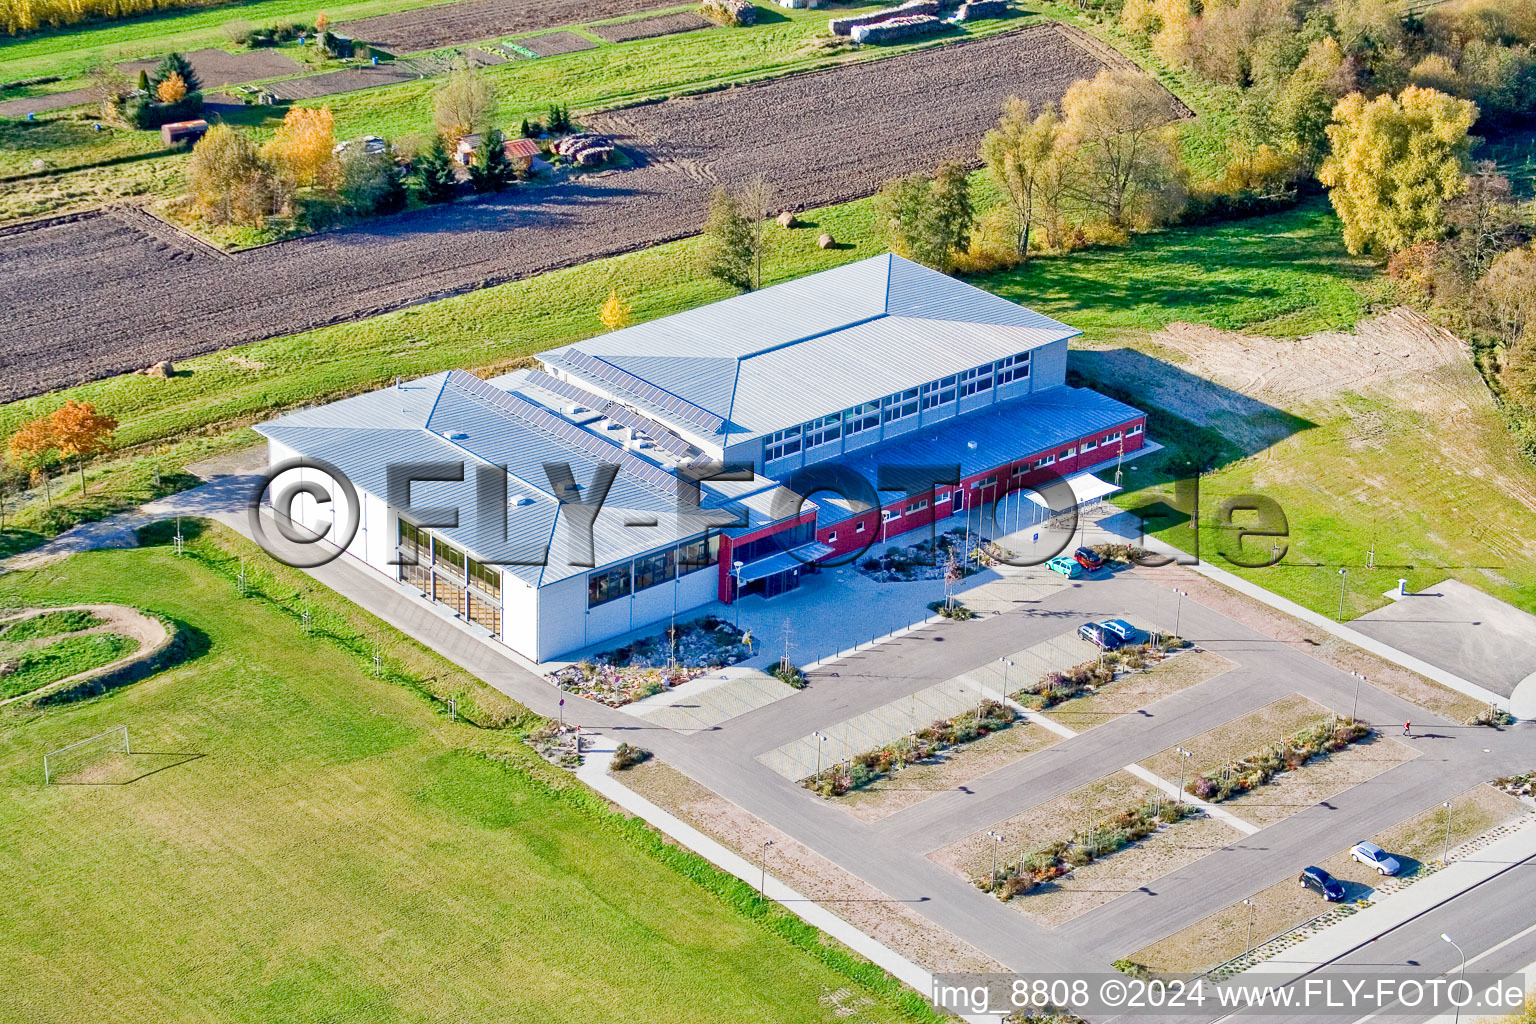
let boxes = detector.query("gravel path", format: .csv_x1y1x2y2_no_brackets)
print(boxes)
0,26,1112,402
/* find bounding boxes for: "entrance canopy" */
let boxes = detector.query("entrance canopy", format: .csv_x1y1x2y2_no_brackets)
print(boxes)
735,542,833,583
1024,472,1121,510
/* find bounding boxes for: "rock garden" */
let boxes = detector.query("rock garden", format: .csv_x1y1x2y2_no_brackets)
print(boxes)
546,615,753,706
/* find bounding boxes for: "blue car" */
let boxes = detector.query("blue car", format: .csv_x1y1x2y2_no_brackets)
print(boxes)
1047,556,1082,578
1099,619,1139,643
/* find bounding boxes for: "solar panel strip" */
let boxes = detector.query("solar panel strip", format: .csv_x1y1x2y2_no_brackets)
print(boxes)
444,371,682,497
524,370,697,459
560,350,725,434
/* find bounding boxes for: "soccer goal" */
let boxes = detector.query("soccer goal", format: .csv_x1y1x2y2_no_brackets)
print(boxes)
43,725,131,785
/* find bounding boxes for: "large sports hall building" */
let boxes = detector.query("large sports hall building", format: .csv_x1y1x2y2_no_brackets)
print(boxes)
257,254,1148,662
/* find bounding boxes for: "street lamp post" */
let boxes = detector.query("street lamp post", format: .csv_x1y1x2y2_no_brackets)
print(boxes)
1173,588,1188,637
1350,671,1365,723
1443,800,1454,864
1175,746,1193,804
1244,898,1255,956
1337,567,1349,621
1442,933,1467,1024
987,830,1005,886
999,658,1013,702
760,839,774,896
733,560,744,628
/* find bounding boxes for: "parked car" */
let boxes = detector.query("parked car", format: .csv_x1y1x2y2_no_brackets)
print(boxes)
1047,555,1082,578
1099,619,1139,643
1349,841,1401,876
1073,547,1105,571
1299,865,1345,901
1077,622,1123,650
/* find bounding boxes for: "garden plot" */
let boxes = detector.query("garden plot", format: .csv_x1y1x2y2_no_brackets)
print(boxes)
262,64,421,101
589,11,711,41
342,0,669,52
837,721,1062,822
118,48,300,89
759,675,987,781
512,30,600,57
1213,734,1416,828
623,667,799,733
0,26,1122,401
1045,650,1236,731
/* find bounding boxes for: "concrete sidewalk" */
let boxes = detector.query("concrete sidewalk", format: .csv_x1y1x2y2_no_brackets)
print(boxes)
575,732,1001,1024
1243,815,1536,983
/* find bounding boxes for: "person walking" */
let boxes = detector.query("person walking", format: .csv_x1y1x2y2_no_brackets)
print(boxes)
1403,721,1411,738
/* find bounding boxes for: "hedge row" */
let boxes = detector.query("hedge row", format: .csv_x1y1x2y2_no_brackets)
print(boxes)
803,699,1015,796
1189,716,1370,803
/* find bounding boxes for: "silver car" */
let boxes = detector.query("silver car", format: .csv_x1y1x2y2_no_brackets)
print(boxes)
1350,841,1401,876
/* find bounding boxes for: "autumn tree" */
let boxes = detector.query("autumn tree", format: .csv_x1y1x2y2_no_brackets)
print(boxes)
432,57,497,145
187,124,285,226
1273,36,1350,173
152,52,200,94
600,289,633,331
51,400,117,494
699,178,771,292
1475,245,1536,349
1059,70,1186,230
155,70,187,103
6,415,58,508
875,161,973,274
1320,86,1479,257
1442,162,1527,284
264,105,338,188
980,97,1062,262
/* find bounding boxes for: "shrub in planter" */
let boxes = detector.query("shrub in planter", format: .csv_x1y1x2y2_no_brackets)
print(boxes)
771,660,807,689
611,742,651,770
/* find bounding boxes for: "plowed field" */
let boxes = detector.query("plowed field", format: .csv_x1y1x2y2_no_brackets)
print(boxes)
0,26,1125,401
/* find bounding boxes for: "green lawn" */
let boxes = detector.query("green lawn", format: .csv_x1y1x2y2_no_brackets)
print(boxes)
0,534,938,1023
0,608,103,641
0,631,137,697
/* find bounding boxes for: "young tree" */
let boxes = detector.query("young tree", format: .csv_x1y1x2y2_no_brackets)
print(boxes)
1475,244,1536,349
600,289,633,331
413,136,458,203
50,400,117,495
0,462,27,532
1060,70,1185,230
468,130,516,192
186,124,285,226
1442,162,1526,283
1320,86,1478,257
874,162,973,273
155,70,187,104
264,106,338,188
153,52,201,94
980,97,1061,262
338,146,406,214
1273,36,1349,173
86,57,130,106
699,179,770,292
432,57,497,145
6,416,58,508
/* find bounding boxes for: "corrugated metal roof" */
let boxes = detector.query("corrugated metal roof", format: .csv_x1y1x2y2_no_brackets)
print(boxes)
542,254,1078,443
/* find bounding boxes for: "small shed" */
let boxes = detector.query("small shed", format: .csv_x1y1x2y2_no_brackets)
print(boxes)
502,137,541,169
454,133,482,165
161,119,209,148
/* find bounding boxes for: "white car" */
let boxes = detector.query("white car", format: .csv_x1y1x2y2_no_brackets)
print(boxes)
1350,841,1401,876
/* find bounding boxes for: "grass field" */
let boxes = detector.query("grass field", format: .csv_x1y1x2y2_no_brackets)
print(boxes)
0,531,938,1023
0,631,137,698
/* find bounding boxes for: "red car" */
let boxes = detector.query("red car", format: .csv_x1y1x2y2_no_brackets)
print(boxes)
1073,547,1105,572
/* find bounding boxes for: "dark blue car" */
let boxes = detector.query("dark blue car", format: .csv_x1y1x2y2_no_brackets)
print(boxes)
1299,866,1345,902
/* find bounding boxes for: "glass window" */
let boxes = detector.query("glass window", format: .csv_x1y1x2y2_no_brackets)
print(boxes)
434,541,466,576
959,365,995,398
676,534,717,575
1082,440,1098,452
764,425,802,462
804,413,842,449
399,519,429,564
855,521,866,533
921,375,958,410
1129,424,1143,435
881,387,919,424
843,401,881,437
467,590,500,635
468,557,500,598
905,499,928,513
633,549,676,591
827,531,837,543
1064,446,1077,457
587,563,631,607
995,353,1032,385
1034,454,1056,469
935,491,950,503
1105,431,1123,444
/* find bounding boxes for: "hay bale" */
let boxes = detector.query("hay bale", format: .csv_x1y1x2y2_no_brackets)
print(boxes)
144,359,175,378
817,233,835,249
777,210,798,228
